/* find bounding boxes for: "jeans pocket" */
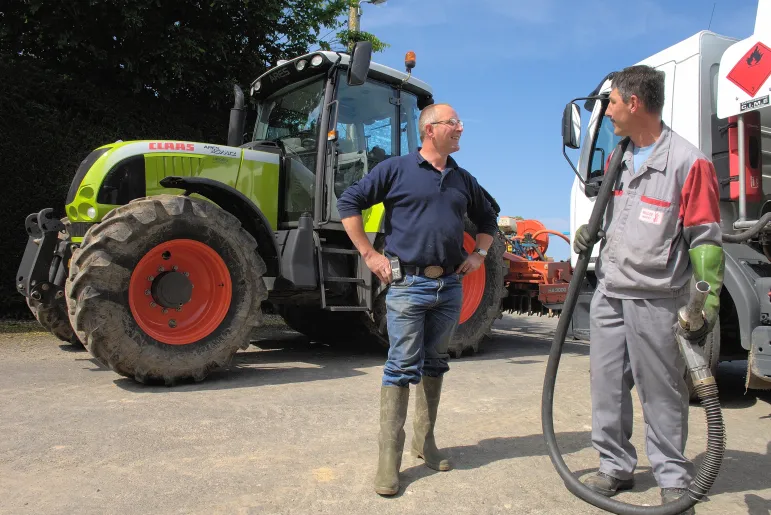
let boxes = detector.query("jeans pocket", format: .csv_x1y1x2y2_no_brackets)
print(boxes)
390,274,416,288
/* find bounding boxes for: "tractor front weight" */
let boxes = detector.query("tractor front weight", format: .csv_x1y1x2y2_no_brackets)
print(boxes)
17,208,72,307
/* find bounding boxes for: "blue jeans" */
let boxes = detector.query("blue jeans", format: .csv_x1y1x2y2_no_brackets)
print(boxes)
382,273,463,387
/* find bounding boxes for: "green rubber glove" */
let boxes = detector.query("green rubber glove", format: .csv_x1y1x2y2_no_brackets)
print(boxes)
573,224,605,254
689,244,725,332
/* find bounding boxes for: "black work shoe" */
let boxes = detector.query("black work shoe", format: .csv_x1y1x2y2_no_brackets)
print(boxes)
661,488,695,514
581,471,635,497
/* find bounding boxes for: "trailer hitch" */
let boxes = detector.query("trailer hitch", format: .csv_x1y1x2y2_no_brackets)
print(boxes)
16,208,70,305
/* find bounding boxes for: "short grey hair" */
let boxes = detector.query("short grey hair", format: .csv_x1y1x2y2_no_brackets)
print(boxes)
418,103,451,141
612,65,665,116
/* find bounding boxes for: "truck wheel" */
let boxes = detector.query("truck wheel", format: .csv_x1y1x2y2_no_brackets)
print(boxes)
27,297,83,347
65,195,268,385
448,218,507,358
276,305,373,345
685,317,720,401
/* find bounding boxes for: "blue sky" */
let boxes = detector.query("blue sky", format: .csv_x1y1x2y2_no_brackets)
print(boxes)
315,0,759,259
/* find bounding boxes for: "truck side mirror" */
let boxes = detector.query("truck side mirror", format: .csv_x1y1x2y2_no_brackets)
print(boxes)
347,41,372,86
562,102,581,149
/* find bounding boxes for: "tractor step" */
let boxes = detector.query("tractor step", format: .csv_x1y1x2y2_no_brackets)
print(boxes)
321,247,360,255
325,306,369,312
325,277,365,284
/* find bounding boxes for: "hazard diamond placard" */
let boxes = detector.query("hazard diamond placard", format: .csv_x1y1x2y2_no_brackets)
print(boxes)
727,41,771,97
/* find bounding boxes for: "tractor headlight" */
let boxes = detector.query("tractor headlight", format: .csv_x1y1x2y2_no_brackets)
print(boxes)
296,59,307,71
311,55,324,67
87,207,97,219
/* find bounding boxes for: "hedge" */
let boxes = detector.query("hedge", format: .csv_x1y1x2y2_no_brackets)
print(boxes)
0,57,230,318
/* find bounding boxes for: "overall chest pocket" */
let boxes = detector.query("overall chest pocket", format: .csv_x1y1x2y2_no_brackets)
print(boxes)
626,195,678,269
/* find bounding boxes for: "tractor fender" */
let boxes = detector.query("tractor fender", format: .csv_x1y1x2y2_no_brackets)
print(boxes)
159,176,280,277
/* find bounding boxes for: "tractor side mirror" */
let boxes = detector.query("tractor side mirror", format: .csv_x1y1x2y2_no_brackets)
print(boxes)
347,41,372,86
562,102,581,149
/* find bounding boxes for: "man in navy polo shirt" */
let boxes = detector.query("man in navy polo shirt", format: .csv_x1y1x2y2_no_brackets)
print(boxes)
338,103,498,496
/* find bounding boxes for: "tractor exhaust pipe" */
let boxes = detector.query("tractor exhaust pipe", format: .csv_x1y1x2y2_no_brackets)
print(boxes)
227,84,246,147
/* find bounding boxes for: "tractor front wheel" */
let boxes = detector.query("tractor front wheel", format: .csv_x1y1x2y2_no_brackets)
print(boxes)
27,297,83,348
65,195,268,385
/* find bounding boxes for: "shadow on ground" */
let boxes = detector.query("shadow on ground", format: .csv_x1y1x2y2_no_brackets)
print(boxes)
395,431,592,495
102,316,584,392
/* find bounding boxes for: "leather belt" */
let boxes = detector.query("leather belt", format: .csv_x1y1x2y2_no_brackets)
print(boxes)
401,264,456,279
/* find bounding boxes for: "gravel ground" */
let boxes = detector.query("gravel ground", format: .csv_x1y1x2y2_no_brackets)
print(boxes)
1,314,769,515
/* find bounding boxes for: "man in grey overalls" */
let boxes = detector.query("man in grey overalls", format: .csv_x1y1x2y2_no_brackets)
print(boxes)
573,65,725,513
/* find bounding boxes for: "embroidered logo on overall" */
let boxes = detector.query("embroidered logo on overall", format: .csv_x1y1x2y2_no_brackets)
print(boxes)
639,208,664,225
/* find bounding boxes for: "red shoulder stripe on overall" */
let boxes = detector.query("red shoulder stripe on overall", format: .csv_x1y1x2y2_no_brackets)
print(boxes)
679,158,721,227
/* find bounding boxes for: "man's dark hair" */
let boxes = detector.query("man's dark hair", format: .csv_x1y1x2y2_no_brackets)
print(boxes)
612,65,665,116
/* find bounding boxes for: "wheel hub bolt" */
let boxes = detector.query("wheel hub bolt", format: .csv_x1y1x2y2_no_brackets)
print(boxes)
150,302,157,308
147,276,154,281
158,266,165,272
172,265,178,271
162,308,168,314
145,289,151,296
169,319,177,328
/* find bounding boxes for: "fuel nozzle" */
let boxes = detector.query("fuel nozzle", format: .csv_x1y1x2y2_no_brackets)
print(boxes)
677,280,710,332
676,280,713,384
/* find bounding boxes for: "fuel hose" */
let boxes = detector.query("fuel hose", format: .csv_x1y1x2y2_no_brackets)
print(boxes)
540,137,731,514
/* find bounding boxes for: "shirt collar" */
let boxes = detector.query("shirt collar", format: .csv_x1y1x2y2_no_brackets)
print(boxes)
415,147,459,172
623,122,671,174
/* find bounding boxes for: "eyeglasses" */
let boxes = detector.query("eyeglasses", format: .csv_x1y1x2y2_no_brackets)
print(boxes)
430,118,464,129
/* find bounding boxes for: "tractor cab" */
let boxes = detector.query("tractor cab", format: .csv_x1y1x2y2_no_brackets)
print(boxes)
246,44,433,227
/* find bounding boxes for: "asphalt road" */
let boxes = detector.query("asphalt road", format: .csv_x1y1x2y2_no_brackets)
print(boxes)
1,314,770,515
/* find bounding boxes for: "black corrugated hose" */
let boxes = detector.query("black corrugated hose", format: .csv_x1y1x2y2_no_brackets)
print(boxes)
540,136,731,514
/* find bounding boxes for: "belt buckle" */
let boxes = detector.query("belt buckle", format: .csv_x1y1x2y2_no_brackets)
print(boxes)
423,265,444,279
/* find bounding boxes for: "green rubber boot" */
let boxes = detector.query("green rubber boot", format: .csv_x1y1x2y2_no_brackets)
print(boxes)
374,385,409,496
411,376,451,471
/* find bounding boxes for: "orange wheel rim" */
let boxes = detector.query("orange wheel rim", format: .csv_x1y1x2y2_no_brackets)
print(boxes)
459,232,486,324
128,239,232,345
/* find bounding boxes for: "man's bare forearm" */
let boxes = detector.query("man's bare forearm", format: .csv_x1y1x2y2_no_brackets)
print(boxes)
475,233,493,252
341,215,377,258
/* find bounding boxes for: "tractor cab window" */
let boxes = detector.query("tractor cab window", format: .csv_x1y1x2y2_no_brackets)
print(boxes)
588,112,622,179
253,76,326,223
400,92,421,155
331,79,399,203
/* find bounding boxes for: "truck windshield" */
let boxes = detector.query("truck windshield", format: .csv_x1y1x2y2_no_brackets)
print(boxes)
588,110,622,179
253,76,326,223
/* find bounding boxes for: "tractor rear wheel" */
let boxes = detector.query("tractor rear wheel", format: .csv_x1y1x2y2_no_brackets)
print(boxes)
448,218,507,357
65,195,268,385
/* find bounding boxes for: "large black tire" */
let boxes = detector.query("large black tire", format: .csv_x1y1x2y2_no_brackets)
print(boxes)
65,195,268,385
447,218,508,358
276,305,375,345
27,297,83,347
685,317,720,401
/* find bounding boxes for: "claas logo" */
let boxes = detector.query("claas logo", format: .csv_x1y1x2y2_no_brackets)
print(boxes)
149,142,195,151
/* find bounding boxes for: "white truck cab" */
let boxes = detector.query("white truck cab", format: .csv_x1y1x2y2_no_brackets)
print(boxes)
563,0,771,389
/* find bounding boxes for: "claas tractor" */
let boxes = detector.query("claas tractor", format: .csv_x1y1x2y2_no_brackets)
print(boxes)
16,43,507,385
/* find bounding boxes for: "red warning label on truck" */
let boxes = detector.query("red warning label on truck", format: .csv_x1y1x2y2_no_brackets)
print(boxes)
727,42,771,97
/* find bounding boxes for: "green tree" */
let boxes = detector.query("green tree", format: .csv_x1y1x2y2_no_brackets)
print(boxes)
0,0,356,108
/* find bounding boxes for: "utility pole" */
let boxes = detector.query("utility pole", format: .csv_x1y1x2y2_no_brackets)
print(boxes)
347,0,385,52
348,3,360,33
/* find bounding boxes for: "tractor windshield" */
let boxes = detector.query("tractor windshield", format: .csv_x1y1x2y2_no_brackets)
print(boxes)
253,76,326,222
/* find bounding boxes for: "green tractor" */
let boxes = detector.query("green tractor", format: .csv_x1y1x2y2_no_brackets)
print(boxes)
16,43,507,385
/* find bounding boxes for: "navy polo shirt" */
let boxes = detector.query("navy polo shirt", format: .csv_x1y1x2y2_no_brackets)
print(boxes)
337,149,499,268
